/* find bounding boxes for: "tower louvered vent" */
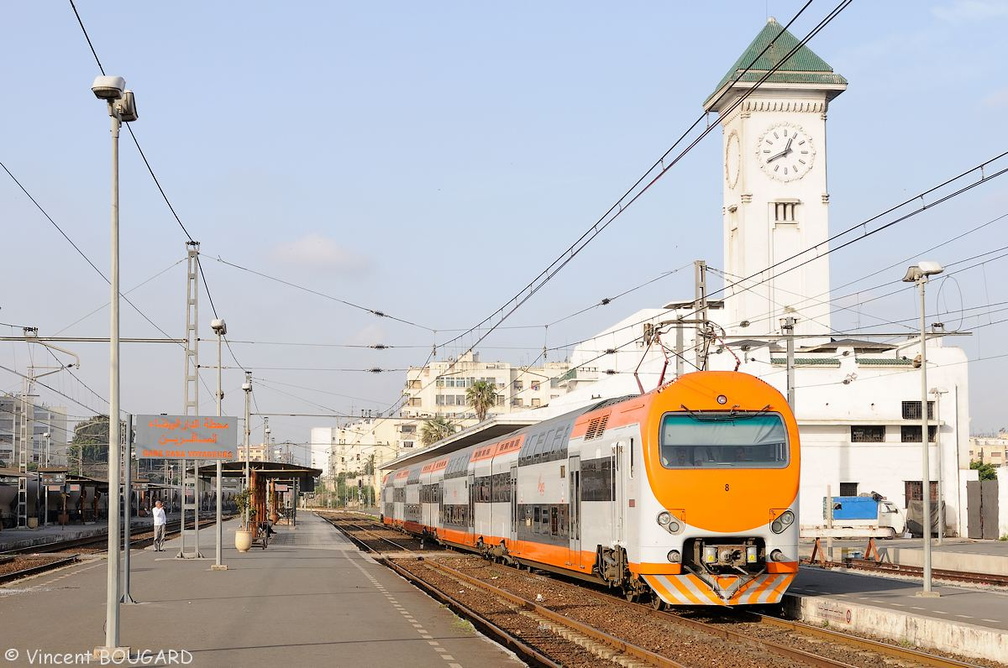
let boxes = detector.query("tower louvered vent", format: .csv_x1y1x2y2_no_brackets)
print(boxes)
585,413,610,440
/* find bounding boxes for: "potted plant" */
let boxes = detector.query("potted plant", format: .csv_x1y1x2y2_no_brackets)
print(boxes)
233,488,256,553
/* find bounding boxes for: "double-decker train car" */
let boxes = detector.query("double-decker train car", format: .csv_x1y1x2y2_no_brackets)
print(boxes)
382,371,800,606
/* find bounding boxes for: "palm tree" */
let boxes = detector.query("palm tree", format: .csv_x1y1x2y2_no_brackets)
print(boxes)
420,416,456,446
466,380,498,422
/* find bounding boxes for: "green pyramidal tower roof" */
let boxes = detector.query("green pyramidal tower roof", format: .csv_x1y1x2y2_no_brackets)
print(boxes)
704,17,847,111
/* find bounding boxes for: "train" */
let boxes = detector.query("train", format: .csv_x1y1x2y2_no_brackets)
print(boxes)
381,370,800,606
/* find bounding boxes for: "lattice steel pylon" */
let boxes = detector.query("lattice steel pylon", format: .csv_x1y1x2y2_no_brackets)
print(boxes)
16,376,32,528
184,241,200,417
181,241,203,557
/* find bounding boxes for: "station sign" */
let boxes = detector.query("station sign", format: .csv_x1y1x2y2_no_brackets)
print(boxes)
135,415,238,460
274,484,289,492
41,471,66,485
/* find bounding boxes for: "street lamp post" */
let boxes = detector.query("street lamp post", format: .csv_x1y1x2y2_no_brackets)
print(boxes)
242,372,252,528
211,319,228,571
42,431,51,527
92,73,138,655
902,261,943,598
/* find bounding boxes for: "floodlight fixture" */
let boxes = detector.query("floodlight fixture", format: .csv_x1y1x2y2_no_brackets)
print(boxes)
91,75,126,100
903,261,944,283
210,318,228,336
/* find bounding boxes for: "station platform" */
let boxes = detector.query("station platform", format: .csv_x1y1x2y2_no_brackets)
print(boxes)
791,537,1008,664
0,512,522,667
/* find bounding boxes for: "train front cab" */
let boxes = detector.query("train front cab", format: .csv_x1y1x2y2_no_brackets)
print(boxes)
635,377,801,606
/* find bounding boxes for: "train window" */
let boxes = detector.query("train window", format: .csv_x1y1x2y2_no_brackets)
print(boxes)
538,432,550,459
659,412,789,469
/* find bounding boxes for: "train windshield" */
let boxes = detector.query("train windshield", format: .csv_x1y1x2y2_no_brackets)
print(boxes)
659,412,788,469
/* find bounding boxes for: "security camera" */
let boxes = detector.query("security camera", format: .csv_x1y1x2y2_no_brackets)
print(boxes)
210,318,228,336
91,75,126,100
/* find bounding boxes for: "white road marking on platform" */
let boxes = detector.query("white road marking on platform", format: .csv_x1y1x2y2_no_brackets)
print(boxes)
955,615,974,619
910,606,926,611
982,618,999,623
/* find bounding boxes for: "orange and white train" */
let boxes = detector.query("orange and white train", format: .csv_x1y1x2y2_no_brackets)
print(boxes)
381,371,800,606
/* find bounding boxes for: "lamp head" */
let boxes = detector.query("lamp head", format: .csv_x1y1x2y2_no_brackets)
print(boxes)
91,75,126,100
210,318,228,336
242,381,252,392
903,261,944,283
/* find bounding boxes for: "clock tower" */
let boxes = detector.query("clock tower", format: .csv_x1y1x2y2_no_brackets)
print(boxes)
704,18,846,339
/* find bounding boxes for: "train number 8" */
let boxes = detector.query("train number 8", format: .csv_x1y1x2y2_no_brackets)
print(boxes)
724,483,730,492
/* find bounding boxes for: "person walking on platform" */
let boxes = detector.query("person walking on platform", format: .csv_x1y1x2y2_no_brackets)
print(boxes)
152,500,167,552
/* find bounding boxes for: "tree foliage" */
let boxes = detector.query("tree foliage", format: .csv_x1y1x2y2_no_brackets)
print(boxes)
67,414,111,468
466,380,498,422
970,460,998,481
420,416,456,446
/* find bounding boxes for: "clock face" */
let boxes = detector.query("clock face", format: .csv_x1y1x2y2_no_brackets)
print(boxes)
758,124,815,182
725,131,740,189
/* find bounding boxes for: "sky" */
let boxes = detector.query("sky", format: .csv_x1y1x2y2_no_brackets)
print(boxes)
3,1,1008,457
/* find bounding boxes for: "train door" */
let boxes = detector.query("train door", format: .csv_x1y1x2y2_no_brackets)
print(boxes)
509,465,518,545
568,455,581,567
612,442,625,545
467,473,475,542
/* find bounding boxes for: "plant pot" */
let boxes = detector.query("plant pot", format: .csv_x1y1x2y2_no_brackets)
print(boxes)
27,517,39,529
234,529,253,553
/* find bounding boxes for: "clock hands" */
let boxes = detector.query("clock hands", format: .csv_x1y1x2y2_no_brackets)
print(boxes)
766,135,794,164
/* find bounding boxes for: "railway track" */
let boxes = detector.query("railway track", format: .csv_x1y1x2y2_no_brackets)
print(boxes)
320,512,981,668
0,514,233,585
819,557,1008,588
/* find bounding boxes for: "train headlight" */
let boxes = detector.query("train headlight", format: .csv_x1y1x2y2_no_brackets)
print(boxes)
770,549,785,562
746,546,758,563
667,549,681,563
657,511,672,527
702,546,717,564
771,509,795,534
667,519,682,534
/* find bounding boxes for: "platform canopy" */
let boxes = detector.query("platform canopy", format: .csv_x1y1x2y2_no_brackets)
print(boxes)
194,461,322,492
